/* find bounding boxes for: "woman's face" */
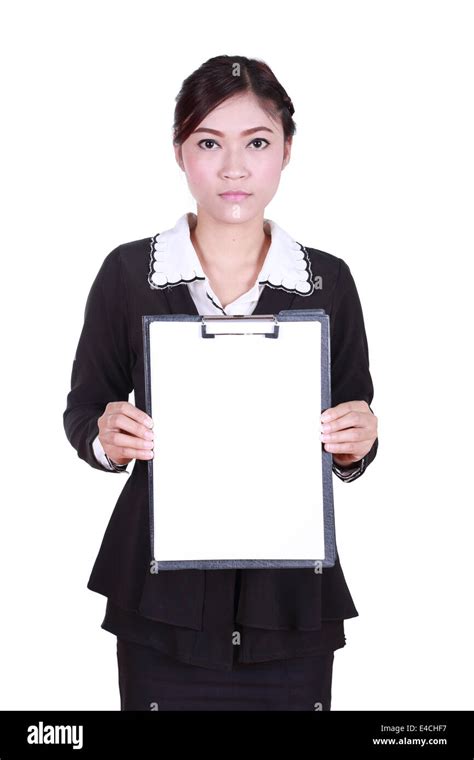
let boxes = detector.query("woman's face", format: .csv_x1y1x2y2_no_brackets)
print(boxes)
174,92,292,223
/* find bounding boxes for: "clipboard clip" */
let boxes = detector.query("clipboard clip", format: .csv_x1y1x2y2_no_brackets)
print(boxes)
201,314,279,339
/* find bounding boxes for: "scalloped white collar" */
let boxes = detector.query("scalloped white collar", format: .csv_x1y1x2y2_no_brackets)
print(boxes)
148,212,314,296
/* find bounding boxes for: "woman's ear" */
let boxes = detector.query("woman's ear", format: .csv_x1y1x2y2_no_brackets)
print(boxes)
282,137,292,170
174,143,185,172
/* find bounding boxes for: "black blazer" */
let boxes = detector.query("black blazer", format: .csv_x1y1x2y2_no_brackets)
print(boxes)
63,236,378,636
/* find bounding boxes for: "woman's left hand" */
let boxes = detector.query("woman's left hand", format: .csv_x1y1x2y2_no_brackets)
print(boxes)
320,400,378,467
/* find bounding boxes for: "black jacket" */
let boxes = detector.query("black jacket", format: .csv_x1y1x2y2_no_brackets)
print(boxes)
63,236,378,669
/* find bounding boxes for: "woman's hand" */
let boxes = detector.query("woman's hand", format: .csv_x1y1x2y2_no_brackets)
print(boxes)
98,401,154,466
320,400,377,467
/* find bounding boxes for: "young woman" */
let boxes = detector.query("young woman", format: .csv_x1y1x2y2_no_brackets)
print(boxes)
63,54,378,711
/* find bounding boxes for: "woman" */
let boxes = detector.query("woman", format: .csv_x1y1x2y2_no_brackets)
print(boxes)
63,54,378,711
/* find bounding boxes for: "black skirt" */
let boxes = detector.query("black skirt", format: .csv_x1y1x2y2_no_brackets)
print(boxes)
116,637,335,711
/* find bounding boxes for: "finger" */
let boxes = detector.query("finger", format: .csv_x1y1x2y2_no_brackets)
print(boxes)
321,410,365,433
106,430,154,461
321,427,372,444
323,441,367,456
106,431,154,452
107,401,153,429
105,411,154,441
321,400,369,423
108,444,154,461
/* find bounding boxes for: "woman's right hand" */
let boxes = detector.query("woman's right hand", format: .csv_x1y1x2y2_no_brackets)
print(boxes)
98,401,154,466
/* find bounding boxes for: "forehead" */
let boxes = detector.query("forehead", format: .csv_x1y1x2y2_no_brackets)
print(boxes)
198,93,282,132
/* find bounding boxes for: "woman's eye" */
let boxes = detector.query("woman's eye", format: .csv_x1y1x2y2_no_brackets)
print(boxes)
198,139,219,150
197,138,270,150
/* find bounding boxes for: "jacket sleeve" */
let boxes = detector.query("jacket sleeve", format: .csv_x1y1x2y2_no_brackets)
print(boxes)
329,257,378,482
63,246,134,472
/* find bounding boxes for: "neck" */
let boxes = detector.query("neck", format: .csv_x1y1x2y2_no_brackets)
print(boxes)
188,209,271,275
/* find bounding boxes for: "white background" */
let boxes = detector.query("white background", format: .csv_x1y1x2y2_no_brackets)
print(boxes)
0,0,472,710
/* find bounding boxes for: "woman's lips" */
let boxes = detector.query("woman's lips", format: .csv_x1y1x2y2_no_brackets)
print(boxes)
219,193,251,202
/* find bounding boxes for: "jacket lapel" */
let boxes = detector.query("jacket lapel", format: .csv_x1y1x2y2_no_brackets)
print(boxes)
252,283,298,316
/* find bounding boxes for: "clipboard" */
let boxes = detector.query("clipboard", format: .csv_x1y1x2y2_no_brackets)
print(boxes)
142,309,335,571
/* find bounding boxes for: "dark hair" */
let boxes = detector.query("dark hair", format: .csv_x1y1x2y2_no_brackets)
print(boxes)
172,55,296,146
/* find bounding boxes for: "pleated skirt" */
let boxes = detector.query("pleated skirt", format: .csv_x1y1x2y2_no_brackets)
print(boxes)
116,637,335,711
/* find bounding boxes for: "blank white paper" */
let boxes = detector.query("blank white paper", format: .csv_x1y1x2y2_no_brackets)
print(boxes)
148,318,325,562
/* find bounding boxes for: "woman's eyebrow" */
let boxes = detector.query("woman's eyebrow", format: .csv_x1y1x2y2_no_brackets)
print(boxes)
191,126,274,136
